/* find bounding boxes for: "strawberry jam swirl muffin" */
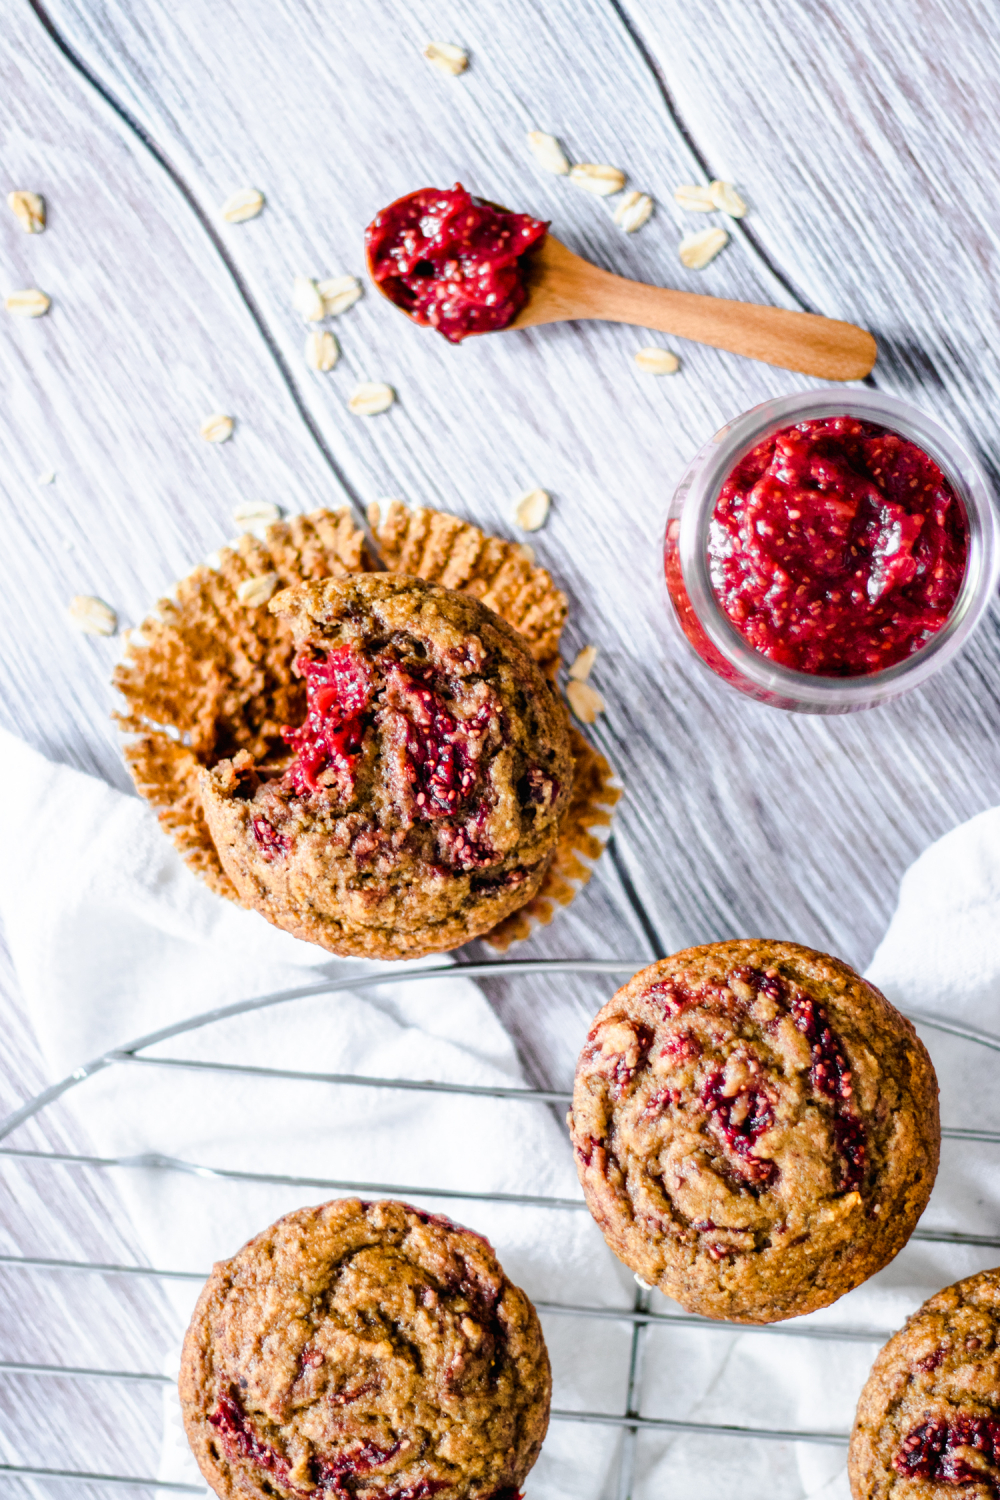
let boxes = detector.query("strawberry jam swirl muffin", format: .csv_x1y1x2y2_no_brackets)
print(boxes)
568,940,940,1323
850,1268,1000,1500
180,1199,551,1500
199,574,573,958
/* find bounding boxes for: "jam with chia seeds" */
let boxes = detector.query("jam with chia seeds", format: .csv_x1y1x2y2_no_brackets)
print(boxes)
365,184,548,343
705,417,969,676
894,1415,1000,1491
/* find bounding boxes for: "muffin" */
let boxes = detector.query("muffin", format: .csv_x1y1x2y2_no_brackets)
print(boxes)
199,572,574,958
115,504,619,952
850,1268,1000,1499
568,939,940,1323
180,1198,551,1500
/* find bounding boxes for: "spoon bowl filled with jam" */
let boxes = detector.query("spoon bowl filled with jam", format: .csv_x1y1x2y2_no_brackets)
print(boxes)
664,390,998,711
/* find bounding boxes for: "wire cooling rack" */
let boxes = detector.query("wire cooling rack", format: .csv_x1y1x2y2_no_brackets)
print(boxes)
2,956,1000,1499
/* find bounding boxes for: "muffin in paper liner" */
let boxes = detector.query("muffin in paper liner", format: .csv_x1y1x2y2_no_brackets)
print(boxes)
114,502,620,951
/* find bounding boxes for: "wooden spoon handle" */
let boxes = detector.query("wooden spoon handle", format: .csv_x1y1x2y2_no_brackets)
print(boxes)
513,243,876,380
595,274,877,380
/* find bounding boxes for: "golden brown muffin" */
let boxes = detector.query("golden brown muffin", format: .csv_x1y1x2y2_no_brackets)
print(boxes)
850,1267,1000,1500
114,504,620,950
180,1199,551,1500
199,573,574,958
568,939,940,1323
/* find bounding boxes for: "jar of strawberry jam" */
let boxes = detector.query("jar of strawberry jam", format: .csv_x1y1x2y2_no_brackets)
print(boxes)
663,390,999,712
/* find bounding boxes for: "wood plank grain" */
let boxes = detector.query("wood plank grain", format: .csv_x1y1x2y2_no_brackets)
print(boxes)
0,1,358,788
33,0,1000,977
1,0,999,1494
620,0,1000,449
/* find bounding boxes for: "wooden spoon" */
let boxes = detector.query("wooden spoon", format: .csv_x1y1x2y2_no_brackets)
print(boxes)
508,235,876,380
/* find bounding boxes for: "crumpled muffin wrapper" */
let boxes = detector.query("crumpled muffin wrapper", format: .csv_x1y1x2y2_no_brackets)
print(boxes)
114,502,620,951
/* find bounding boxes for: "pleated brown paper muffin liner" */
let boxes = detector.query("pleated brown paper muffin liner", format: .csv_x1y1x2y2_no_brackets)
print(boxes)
114,503,620,951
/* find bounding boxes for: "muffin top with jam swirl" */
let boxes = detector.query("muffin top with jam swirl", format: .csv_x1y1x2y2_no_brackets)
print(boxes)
568,939,940,1323
850,1267,1000,1500
180,1198,551,1500
199,573,573,960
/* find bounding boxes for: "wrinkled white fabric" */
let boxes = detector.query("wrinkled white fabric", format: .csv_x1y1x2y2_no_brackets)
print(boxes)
0,727,997,1499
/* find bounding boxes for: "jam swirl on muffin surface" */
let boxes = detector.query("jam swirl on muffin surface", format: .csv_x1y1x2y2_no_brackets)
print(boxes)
180,1199,550,1500
199,574,573,959
569,940,940,1323
850,1267,1000,1500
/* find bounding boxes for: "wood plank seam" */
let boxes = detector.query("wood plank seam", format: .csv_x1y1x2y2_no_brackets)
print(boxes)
22,0,371,532
605,0,850,326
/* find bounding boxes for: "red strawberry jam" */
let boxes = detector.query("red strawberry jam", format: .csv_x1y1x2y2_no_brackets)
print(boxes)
283,647,373,798
209,1391,400,1493
365,184,548,342
701,1066,777,1187
707,417,968,675
383,663,492,819
894,1415,1000,1491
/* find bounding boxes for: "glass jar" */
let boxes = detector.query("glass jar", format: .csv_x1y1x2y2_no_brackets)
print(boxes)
663,388,1000,713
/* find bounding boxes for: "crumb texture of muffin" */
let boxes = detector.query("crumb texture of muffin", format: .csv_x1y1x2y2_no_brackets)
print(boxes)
199,573,574,958
568,939,940,1323
180,1198,551,1500
850,1268,1000,1500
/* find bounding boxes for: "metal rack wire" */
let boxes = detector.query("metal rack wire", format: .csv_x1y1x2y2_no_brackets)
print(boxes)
1,957,998,1498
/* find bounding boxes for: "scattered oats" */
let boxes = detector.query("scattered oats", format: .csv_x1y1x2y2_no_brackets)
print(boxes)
611,192,656,232
674,183,716,212
237,572,280,607
292,275,326,322
68,594,117,636
513,486,550,532
567,678,605,724
423,40,468,75
8,190,45,233
569,644,598,682
526,131,570,175
5,288,50,317
37,469,56,484
200,412,234,443
569,163,626,197
635,345,680,375
613,190,654,233
679,227,729,270
348,381,395,416
318,275,363,316
709,179,747,218
516,542,535,564
305,329,340,372
232,499,281,528
220,187,265,224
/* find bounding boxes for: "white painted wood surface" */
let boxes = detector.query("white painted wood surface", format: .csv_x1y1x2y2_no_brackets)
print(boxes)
2,0,1000,1492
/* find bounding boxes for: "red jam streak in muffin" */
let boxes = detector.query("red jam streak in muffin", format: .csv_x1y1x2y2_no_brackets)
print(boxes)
365,184,548,343
209,1390,402,1493
251,816,289,861
281,650,495,832
707,417,968,675
700,1065,777,1187
382,663,492,818
790,989,866,1190
283,647,373,798
894,1415,1000,1491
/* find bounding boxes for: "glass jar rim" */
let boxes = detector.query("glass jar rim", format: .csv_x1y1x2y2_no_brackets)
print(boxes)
675,388,1000,710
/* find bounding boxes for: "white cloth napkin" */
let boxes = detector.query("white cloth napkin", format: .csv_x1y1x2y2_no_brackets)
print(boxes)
1,728,999,1500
